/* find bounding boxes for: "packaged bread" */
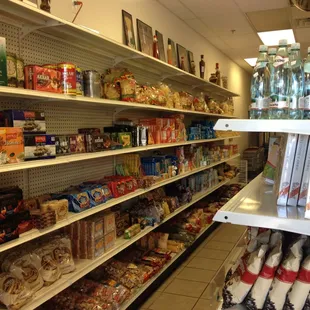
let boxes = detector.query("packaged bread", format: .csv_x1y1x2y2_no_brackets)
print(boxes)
40,199,68,222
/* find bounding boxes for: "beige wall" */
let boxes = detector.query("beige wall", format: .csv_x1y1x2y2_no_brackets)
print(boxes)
51,0,250,152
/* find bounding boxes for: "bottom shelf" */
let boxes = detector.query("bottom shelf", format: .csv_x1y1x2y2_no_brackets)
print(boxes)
120,222,216,310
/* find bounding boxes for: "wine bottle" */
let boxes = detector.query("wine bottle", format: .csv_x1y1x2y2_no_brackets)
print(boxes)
199,55,205,79
153,35,159,59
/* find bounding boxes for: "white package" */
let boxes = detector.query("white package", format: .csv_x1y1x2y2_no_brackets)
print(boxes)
298,140,310,207
276,133,298,206
288,135,309,206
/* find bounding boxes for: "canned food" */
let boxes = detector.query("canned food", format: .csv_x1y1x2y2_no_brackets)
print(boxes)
43,64,57,70
83,70,101,98
57,62,76,95
76,66,83,96
6,53,17,87
16,58,24,88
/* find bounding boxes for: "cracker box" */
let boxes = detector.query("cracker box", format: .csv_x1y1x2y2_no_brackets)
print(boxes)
298,141,310,207
276,134,298,206
4,110,46,134
103,212,115,234
104,230,115,251
88,237,105,259
0,37,7,86
287,135,309,206
69,134,86,153
24,134,56,160
0,128,24,164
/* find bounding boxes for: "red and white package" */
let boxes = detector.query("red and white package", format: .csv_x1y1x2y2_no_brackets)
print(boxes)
247,229,271,253
245,240,283,310
284,255,310,310
222,244,268,308
264,235,307,310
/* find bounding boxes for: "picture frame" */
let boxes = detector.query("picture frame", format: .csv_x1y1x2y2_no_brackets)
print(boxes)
168,38,177,67
176,43,190,72
122,10,136,49
137,19,153,56
21,0,38,7
187,50,196,75
155,30,166,62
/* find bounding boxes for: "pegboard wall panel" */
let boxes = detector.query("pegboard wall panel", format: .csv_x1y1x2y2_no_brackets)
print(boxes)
0,171,27,193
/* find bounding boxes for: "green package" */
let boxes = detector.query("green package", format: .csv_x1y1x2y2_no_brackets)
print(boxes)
0,37,7,86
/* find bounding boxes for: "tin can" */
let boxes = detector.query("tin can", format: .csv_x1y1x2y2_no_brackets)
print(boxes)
57,62,76,95
83,70,101,98
76,66,83,96
16,58,24,88
6,53,17,87
43,64,57,70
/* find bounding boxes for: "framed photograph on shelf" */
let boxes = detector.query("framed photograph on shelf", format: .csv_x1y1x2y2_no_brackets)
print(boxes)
155,30,166,62
122,10,136,49
188,50,196,75
168,38,177,67
137,19,153,56
177,43,189,72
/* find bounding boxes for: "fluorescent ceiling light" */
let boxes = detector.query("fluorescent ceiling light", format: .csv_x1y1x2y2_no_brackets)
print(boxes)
244,58,257,67
258,29,295,46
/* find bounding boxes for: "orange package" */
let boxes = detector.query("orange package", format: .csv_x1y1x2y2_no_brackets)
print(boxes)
0,127,24,164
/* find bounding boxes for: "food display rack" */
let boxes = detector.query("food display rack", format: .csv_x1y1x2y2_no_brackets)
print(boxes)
0,1,242,309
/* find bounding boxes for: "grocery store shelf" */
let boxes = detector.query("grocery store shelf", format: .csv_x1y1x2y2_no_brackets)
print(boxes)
214,173,310,235
214,119,310,135
0,137,241,173
0,86,237,117
0,1,239,98
19,181,226,310
0,154,240,253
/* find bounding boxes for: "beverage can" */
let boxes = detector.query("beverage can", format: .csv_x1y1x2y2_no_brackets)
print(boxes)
57,62,76,95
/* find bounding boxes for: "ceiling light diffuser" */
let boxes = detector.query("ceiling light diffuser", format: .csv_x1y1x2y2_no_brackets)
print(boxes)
244,58,257,67
258,29,296,46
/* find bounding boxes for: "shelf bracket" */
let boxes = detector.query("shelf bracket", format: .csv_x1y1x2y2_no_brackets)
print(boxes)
20,20,63,38
160,72,186,81
113,106,137,122
113,54,145,66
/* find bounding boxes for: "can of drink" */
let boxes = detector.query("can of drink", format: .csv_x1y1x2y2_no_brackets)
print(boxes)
83,70,101,98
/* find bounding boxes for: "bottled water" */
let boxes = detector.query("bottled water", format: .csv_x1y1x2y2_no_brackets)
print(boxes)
268,48,277,112
304,47,310,119
269,39,291,119
290,43,304,119
250,45,270,119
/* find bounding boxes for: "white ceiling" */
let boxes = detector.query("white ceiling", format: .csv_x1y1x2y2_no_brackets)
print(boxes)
157,0,310,73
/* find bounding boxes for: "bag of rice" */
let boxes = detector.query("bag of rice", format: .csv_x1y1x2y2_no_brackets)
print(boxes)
222,244,268,308
264,235,307,310
245,240,283,310
284,255,310,310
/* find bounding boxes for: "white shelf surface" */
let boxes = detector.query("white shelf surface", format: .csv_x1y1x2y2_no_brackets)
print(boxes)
19,180,226,310
0,1,239,98
214,174,310,235
0,154,240,253
214,119,310,135
0,136,240,173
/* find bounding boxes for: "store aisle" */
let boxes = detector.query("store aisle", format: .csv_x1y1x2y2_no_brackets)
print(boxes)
140,223,246,310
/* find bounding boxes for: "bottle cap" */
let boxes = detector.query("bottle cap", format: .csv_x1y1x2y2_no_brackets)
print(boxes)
268,47,277,55
201,55,204,58
291,43,300,50
279,39,288,46
259,45,268,52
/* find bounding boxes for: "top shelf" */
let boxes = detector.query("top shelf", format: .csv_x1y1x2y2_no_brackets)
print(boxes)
214,119,310,135
0,0,239,98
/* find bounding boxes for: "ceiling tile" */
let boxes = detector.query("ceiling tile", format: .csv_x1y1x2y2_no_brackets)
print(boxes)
185,19,216,39
207,37,231,50
158,0,196,20
234,0,288,13
174,9,196,20
220,33,261,49
157,0,183,11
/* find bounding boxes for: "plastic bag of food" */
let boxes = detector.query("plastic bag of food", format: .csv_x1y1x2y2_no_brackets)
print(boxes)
303,293,310,310
0,272,33,310
284,254,310,310
75,296,113,310
119,73,136,102
103,82,121,100
245,240,283,310
193,93,208,112
173,91,181,109
135,84,147,103
222,244,268,308
264,235,307,310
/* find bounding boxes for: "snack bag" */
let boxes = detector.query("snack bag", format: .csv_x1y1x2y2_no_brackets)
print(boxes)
222,244,268,308
303,293,310,310
245,240,283,309
284,255,310,310
264,235,307,310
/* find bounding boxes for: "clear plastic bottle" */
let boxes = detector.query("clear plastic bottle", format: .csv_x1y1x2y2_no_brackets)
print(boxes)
268,48,277,111
290,43,304,119
304,47,310,119
269,39,291,119
250,45,270,119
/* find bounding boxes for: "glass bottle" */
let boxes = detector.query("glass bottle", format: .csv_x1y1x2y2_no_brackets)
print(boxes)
269,39,291,119
303,47,310,119
215,63,221,86
153,35,159,59
289,43,304,119
199,55,205,79
167,44,172,65
180,56,185,71
250,45,270,119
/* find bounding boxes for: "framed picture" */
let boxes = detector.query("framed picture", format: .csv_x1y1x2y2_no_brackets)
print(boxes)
188,50,196,75
137,19,153,56
176,43,190,72
155,30,166,62
168,38,177,67
122,10,136,49
22,0,38,7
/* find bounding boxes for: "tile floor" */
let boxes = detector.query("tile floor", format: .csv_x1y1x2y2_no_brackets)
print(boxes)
140,223,246,310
